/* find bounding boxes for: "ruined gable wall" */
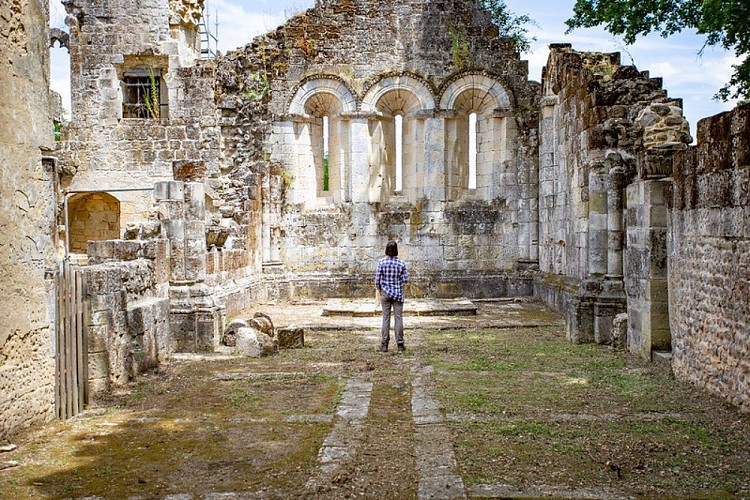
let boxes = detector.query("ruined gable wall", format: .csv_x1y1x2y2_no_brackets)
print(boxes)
669,103,750,412
58,0,219,231
0,0,57,438
215,0,539,299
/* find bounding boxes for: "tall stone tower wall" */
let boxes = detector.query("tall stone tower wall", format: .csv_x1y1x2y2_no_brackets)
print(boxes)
58,0,218,230
0,0,58,439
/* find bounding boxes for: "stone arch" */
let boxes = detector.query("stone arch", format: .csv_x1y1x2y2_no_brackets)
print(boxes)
440,73,514,202
68,192,121,253
361,73,435,113
288,75,357,115
439,72,512,112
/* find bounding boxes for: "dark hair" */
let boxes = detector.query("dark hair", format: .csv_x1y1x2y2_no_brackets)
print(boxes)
385,240,398,257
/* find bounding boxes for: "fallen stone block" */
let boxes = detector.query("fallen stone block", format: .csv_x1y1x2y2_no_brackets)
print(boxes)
277,327,305,349
611,313,628,349
235,327,277,358
222,318,249,347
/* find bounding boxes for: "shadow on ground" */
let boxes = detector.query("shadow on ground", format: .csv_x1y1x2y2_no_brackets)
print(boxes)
1,300,748,499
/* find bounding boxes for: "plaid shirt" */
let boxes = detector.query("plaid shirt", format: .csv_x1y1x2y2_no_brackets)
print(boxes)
375,256,409,302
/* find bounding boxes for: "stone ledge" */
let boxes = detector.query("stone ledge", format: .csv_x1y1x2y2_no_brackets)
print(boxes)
321,298,478,317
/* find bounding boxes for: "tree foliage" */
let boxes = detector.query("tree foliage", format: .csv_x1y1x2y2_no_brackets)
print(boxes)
479,0,537,53
565,0,750,101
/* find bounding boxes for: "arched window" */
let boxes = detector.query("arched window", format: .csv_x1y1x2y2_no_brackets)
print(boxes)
440,74,513,201
372,89,422,203
395,114,403,193
468,112,477,190
322,115,330,192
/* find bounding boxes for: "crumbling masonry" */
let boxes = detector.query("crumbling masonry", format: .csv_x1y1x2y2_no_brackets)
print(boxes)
1,0,748,438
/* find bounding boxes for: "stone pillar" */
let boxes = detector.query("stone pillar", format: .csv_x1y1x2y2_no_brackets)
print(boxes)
348,117,371,204
154,181,186,280
588,163,609,276
625,175,671,359
337,118,351,203
592,162,628,345
155,179,224,353
422,112,448,202
568,161,627,345
607,164,626,277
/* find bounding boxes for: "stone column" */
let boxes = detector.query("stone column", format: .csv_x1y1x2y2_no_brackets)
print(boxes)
607,163,626,277
588,163,609,276
624,147,676,358
155,178,224,353
422,111,448,202
347,116,372,204
592,162,628,345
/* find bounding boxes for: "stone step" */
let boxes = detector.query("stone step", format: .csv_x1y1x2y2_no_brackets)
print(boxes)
321,298,478,317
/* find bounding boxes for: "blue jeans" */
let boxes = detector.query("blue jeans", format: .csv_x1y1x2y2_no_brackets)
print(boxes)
380,291,404,347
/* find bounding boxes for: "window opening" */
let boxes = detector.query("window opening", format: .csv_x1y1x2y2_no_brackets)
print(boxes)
468,112,477,190
395,114,403,193
323,115,330,192
123,67,164,119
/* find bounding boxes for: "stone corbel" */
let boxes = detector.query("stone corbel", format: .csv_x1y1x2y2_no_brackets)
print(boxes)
540,95,558,107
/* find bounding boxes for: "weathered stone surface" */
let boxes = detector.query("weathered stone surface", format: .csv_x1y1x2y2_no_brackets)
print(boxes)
277,327,305,349
669,103,750,413
2,0,748,445
222,318,249,347
0,0,57,439
611,313,628,349
172,160,206,182
235,327,278,358
250,312,274,335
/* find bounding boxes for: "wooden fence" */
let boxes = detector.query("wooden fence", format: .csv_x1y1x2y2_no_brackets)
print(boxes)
55,260,89,419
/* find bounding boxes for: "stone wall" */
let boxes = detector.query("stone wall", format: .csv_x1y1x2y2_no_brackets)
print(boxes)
668,103,750,412
0,0,57,438
59,0,219,231
214,0,540,295
85,239,171,392
536,44,690,347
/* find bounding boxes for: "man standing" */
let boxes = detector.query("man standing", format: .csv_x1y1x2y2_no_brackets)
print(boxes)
375,240,409,352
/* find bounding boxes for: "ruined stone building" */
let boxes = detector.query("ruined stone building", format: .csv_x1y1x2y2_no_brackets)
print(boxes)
1,0,748,439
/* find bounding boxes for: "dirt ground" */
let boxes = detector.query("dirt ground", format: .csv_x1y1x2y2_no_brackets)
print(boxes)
1,300,749,499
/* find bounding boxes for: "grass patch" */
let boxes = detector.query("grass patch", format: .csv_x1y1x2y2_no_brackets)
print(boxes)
424,325,750,497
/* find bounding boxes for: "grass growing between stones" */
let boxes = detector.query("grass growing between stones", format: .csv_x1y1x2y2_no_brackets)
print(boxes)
423,326,750,498
0,356,343,499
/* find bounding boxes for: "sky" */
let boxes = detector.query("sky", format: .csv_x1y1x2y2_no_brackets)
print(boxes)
49,0,740,137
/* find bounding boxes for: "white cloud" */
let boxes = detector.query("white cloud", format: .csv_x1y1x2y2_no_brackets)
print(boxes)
207,0,288,53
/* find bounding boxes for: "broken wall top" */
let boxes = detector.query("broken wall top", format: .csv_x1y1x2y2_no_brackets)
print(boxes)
216,0,536,115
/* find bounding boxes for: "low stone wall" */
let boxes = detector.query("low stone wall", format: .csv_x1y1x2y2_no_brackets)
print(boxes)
205,249,252,286
85,239,171,393
668,103,750,412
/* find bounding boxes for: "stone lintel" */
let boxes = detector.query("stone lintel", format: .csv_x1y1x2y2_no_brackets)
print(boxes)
415,109,457,119
339,111,382,120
